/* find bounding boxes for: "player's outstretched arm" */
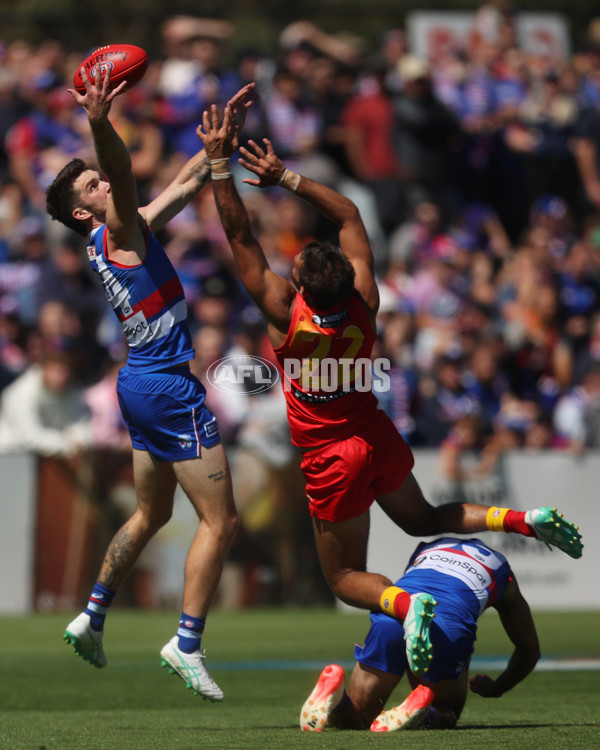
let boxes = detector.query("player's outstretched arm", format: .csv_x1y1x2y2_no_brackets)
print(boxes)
141,83,257,232
199,105,294,334
469,577,540,698
69,66,138,243
240,137,378,315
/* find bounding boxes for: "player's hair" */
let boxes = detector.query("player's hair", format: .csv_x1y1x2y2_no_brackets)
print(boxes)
46,158,90,236
297,241,356,309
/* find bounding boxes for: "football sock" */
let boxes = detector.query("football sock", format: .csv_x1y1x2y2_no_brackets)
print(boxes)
329,689,351,717
177,613,205,653
421,705,437,728
379,586,412,620
85,583,116,631
486,507,536,537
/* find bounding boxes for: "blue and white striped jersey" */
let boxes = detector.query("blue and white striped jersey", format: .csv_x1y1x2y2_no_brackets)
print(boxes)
87,223,194,372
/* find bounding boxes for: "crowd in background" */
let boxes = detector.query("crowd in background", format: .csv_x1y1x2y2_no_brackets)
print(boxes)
1,2,600,604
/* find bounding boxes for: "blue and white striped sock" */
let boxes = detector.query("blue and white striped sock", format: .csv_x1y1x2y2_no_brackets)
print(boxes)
177,613,205,654
85,584,116,631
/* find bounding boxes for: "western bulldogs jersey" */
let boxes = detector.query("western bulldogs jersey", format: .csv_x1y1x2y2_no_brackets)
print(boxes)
87,224,194,372
400,537,512,622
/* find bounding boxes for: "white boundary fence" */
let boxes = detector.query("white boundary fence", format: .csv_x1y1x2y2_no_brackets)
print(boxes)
0,451,597,613
366,451,598,611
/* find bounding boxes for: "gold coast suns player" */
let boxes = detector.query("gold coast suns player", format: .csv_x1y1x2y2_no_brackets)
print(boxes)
199,103,583,675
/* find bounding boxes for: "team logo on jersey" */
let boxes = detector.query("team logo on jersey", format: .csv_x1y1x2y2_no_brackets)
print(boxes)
312,308,348,328
86,244,96,260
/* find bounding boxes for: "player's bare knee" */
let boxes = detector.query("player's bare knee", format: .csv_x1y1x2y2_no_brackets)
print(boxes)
224,511,239,541
145,506,173,533
208,510,239,546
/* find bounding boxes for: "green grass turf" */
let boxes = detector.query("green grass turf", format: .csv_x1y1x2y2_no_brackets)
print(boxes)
1,609,598,749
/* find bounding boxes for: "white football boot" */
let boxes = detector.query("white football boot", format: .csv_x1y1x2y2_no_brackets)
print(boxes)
160,636,224,702
63,612,107,668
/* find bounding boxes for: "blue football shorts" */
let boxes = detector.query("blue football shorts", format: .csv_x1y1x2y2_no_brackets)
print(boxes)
116,364,221,461
354,601,477,683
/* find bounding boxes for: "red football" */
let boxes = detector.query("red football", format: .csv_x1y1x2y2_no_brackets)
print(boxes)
73,44,148,93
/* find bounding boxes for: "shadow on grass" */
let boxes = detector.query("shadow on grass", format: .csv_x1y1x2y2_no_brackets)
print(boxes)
456,722,600,730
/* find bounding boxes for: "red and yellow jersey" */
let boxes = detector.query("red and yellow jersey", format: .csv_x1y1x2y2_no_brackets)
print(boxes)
274,292,380,448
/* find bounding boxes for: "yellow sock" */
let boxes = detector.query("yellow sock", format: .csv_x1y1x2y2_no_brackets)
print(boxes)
486,506,509,532
380,586,410,618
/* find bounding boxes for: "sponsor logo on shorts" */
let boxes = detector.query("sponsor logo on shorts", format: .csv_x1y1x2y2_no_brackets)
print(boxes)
203,418,219,438
206,356,279,394
178,434,193,449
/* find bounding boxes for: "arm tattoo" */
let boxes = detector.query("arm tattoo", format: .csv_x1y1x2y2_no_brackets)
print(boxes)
193,158,211,188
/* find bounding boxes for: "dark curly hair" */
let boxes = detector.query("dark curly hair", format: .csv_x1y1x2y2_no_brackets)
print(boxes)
46,158,90,236
296,241,356,310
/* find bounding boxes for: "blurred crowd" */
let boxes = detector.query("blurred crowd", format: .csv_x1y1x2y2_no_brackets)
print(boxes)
1,3,600,603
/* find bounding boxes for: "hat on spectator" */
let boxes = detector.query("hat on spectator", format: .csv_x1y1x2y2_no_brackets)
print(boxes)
532,194,568,220
397,55,430,82
430,234,459,262
162,16,233,43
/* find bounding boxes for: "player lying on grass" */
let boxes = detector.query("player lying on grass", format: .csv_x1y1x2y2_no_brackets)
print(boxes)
300,536,540,732
199,103,583,677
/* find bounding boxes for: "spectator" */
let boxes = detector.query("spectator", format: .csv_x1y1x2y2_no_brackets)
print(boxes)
464,338,510,433
40,232,106,338
4,81,92,212
504,66,580,216
0,215,55,327
557,239,600,346
154,16,233,160
392,55,461,219
0,347,90,456
373,309,419,443
553,363,600,451
571,88,600,220
340,56,405,235
263,65,334,186
83,358,131,452
0,300,29,389
414,352,482,447
439,414,499,485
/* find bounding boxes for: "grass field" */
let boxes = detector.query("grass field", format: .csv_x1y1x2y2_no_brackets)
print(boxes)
1,608,598,750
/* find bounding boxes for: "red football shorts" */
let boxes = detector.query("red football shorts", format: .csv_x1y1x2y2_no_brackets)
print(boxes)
300,409,415,522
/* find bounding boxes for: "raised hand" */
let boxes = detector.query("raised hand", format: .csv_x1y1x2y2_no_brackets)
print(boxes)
198,103,237,161
227,82,258,134
239,138,286,188
67,65,127,121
